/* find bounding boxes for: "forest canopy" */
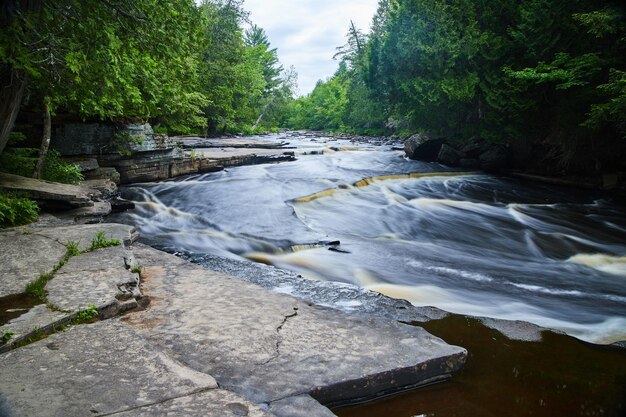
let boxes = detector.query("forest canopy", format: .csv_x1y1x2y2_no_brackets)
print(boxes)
285,0,626,170
0,0,296,156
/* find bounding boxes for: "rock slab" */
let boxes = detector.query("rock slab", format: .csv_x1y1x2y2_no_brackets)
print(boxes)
0,320,220,417
125,244,467,408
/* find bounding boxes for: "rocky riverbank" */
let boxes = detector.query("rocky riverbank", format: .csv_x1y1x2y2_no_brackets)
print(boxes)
403,133,626,193
0,220,467,417
2,132,624,416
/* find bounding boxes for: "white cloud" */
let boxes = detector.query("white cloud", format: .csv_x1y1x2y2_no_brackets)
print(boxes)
242,0,379,95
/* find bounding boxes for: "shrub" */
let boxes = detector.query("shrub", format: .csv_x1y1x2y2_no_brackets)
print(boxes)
0,194,39,227
0,148,83,184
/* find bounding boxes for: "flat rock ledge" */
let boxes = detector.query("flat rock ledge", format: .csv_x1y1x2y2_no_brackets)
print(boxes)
0,225,467,417
0,223,140,350
122,245,467,413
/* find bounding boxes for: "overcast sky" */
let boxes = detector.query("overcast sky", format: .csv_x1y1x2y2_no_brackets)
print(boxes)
242,0,379,96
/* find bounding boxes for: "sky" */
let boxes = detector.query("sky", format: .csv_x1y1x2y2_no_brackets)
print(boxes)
242,0,379,96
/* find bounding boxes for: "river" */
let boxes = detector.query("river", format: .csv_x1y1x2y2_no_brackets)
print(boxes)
113,132,626,345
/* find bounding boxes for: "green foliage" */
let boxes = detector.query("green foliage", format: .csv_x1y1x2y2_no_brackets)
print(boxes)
0,148,83,184
585,69,626,136
130,264,143,274
0,329,15,344
7,132,26,146
1,0,293,139
287,0,626,168
73,304,99,324
88,232,121,251
0,193,39,228
65,241,81,258
111,131,144,157
25,271,54,301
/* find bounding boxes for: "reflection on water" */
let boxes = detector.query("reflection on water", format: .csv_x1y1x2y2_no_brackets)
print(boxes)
112,133,626,344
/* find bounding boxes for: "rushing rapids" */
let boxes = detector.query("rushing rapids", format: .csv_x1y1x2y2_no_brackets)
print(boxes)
112,133,626,344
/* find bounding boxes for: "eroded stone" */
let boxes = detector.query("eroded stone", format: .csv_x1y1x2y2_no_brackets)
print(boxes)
46,246,139,315
270,395,336,417
125,245,467,406
0,231,66,297
0,320,218,417
112,390,275,417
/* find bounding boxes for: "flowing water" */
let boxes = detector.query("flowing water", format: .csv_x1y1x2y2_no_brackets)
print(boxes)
113,133,626,345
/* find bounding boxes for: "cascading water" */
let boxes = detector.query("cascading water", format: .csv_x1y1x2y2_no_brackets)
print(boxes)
111,133,626,344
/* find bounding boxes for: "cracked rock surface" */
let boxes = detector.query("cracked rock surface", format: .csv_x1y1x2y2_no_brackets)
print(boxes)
123,244,467,409
0,226,467,417
0,223,141,350
0,320,260,417
0,231,66,297
46,246,140,316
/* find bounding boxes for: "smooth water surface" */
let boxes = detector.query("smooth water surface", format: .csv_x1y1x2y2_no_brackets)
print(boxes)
114,133,626,344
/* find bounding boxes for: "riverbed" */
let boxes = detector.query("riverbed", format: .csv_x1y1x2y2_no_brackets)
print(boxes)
113,132,626,345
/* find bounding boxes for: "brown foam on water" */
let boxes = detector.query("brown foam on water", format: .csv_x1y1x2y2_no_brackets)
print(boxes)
291,172,478,203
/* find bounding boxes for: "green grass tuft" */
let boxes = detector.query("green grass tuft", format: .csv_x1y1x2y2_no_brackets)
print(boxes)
72,304,99,324
88,231,121,251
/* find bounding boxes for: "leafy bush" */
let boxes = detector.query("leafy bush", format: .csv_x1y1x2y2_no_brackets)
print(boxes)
0,194,39,228
0,148,83,184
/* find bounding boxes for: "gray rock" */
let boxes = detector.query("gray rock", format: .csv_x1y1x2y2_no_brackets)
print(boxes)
111,197,136,213
480,317,545,342
459,158,480,169
437,144,463,166
113,390,276,417
0,320,219,417
125,245,467,407
0,231,66,297
82,178,118,198
60,201,112,222
46,246,140,317
459,138,489,159
28,223,138,251
52,123,176,157
61,157,99,172
479,145,511,172
52,123,116,156
187,253,447,323
270,395,336,417
404,133,445,162
0,172,93,209
84,167,121,184
0,304,66,347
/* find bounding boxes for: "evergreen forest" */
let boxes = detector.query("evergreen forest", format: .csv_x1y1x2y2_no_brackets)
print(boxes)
285,0,626,172
1,0,625,173
0,0,295,158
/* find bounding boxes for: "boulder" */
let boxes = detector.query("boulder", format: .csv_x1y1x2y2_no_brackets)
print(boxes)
437,144,463,166
479,145,511,172
404,133,445,162
84,167,121,184
459,138,490,159
459,158,480,169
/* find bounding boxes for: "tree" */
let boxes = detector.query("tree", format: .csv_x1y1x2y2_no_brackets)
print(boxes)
0,0,206,165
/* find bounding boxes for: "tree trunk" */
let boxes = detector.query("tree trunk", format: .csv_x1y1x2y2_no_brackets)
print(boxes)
33,96,51,180
0,65,28,156
252,100,272,131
